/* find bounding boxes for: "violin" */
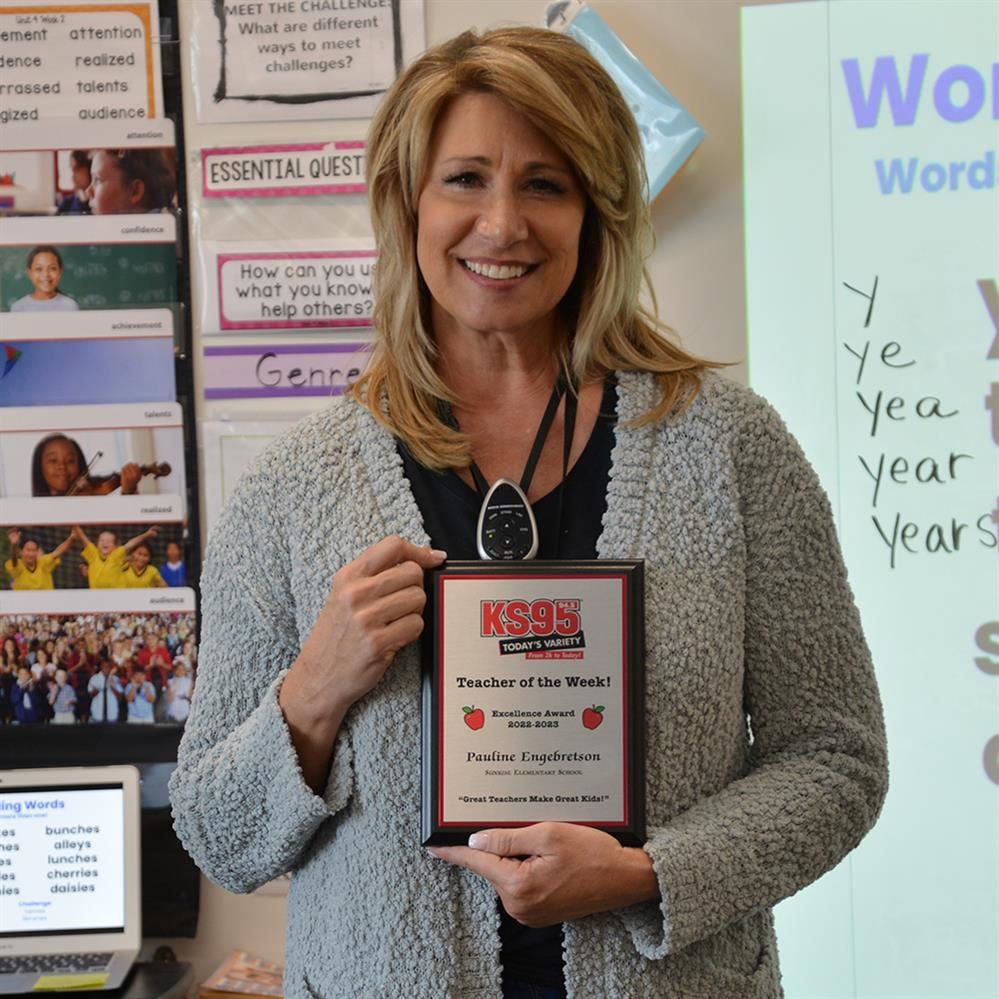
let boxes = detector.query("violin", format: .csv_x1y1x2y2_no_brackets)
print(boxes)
68,462,172,496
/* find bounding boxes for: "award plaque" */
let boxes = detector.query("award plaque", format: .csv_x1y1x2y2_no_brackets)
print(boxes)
421,560,645,846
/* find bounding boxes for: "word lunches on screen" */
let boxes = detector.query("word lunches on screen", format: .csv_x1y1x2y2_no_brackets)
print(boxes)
0,783,126,931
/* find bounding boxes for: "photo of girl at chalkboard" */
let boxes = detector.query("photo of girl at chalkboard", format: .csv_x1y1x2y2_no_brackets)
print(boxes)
0,241,177,312
8,245,79,313
87,149,177,215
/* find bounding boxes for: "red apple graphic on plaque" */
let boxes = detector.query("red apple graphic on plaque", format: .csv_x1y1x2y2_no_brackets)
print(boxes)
463,706,485,731
582,705,605,730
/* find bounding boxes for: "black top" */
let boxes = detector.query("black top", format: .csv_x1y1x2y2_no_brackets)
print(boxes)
398,379,617,987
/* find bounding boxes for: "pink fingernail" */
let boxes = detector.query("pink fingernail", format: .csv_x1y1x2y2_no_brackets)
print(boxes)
468,833,488,850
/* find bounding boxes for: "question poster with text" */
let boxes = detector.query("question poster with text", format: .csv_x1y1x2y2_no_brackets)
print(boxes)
198,240,375,332
189,0,424,123
743,1,998,996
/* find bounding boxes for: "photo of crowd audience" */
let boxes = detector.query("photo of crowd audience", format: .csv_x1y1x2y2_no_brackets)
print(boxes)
0,611,197,726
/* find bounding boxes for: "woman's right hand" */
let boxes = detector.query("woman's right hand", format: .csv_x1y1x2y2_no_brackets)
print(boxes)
278,536,446,791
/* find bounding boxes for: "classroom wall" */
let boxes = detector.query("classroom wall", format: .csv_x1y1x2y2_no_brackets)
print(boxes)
159,0,779,983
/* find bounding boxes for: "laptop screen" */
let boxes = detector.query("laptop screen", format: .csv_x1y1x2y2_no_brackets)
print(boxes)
0,782,127,938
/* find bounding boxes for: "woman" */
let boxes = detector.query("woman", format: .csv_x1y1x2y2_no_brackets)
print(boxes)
9,245,79,312
171,27,887,998
87,149,176,214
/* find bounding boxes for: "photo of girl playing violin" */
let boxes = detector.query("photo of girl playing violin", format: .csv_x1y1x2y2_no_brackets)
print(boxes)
0,419,184,507
30,433,172,497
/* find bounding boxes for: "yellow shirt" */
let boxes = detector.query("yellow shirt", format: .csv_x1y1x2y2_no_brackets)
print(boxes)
121,564,165,588
81,542,128,589
4,552,59,590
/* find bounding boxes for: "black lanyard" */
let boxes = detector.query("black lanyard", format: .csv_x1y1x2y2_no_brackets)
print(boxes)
442,376,578,557
465,376,576,500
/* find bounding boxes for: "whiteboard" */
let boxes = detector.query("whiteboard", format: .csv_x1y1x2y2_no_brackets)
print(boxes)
744,1,999,996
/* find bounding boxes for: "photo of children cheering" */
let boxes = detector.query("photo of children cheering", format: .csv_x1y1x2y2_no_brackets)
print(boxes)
3,523,187,590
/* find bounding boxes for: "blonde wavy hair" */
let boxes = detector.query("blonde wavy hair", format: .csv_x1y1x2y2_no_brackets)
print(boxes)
350,26,715,469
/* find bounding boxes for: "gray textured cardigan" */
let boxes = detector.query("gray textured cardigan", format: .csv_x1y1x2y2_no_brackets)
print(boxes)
170,372,888,998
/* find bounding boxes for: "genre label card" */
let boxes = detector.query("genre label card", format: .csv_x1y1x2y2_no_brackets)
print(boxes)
203,341,370,399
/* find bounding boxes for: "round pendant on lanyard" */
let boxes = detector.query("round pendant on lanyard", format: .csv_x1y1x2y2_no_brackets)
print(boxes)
442,376,577,560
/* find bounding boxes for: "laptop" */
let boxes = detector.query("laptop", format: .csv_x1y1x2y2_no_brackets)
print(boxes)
0,766,141,993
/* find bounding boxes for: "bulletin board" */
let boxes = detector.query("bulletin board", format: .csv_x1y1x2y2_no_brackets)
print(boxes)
176,2,425,538
0,0,202,935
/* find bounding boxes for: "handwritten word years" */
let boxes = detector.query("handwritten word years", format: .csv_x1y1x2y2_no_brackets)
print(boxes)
842,277,990,568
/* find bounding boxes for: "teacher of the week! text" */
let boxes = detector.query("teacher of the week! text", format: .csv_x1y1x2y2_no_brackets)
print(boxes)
169,26,888,999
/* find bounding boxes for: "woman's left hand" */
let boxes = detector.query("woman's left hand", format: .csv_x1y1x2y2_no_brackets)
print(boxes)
429,822,659,927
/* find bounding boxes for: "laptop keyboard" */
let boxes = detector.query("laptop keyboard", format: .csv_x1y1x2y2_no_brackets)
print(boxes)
0,953,113,975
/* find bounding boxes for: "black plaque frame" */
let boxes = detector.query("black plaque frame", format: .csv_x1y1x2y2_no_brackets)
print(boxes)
421,560,645,846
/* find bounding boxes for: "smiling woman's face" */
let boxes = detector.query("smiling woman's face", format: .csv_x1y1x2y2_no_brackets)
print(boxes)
27,252,62,300
416,92,586,347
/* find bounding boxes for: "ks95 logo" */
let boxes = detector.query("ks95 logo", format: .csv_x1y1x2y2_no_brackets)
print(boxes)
480,599,586,656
